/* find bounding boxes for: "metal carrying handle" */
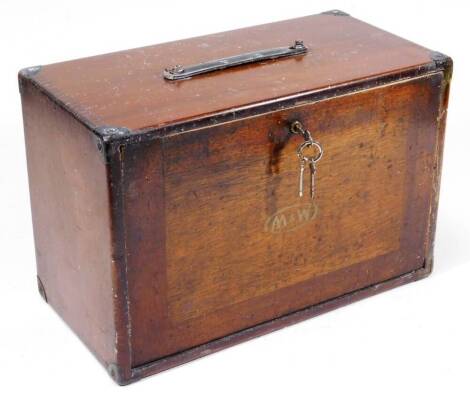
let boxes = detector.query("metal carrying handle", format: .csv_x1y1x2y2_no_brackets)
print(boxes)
163,40,307,80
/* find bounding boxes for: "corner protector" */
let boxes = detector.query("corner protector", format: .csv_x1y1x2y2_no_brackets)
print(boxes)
430,51,453,80
94,126,131,163
94,126,132,143
415,256,434,281
322,10,350,16
107,363,131,386
18,65,42,94
19,65,42,78
37,275,47,303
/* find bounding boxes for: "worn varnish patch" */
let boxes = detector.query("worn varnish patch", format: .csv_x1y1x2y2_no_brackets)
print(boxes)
165,86,408,323
121,73,442,367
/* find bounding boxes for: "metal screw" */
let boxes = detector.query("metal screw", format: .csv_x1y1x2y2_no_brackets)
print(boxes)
172,65,185,74
290,120,305,135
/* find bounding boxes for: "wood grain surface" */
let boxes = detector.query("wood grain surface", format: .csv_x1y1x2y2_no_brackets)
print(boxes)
123,73,442,366
20,83,117,368
27,13,433,131
19,10,451,384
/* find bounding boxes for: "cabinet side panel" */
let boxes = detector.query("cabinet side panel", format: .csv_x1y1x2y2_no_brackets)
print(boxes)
423,64,452,271
20,81,116,367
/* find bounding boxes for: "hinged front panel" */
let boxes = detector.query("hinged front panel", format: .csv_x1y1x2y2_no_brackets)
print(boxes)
122,73,443,366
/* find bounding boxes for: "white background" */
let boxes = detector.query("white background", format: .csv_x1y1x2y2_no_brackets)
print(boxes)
1,1,469,392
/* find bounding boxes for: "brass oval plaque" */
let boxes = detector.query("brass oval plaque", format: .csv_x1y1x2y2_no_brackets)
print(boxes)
264,202,318,234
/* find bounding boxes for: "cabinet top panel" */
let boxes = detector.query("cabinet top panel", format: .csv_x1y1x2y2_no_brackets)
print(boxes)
20,11,440,133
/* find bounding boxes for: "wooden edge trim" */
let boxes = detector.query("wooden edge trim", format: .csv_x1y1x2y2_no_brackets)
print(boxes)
106,145,134,384
423,65,452,274
19,51,450,148
116,266,431,385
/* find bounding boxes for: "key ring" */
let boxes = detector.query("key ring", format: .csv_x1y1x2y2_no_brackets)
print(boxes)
297,140,323,164
290,120,323,199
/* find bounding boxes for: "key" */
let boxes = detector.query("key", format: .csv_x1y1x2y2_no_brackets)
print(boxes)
296,137,323,200
299,159,306,197
309,160,316,199
299,158,316,199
